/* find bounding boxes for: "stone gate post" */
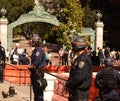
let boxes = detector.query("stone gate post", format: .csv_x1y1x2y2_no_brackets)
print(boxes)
94,22,104,50
0,6,8,51
0,18,8,51
94,10,104,50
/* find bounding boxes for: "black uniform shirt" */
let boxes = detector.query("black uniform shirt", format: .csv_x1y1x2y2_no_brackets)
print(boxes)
66,52,92,90
31,47,46,68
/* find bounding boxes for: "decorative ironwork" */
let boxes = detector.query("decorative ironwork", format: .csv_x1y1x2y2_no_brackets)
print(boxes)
8,5,59,49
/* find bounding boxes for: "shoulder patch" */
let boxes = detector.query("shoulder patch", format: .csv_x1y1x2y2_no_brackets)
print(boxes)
78,61,85,69
36,52,40,56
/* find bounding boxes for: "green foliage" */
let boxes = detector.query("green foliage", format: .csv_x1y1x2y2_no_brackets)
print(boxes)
0,0,34,37
0,0,34,23
82,4,96,27
56,0,83,49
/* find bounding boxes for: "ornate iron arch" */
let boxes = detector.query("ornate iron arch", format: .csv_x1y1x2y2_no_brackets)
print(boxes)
8,5,60,49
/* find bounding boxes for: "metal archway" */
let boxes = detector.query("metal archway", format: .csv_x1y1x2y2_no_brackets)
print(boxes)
8,5,60,49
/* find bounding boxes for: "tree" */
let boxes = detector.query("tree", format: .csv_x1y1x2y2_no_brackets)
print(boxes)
82,4,96,28
0,0,34,23
55,0,83,49
0,0,35,38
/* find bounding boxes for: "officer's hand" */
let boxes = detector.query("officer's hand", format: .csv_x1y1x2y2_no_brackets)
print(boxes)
29,65,36,69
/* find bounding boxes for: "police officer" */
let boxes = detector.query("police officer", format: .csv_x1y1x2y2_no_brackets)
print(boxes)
65,37,92,101
94,57,120,101
29,34,46,101
0,41,6,83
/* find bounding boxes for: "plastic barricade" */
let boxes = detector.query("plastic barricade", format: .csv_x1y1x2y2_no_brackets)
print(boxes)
4,64,30,84
52,73,99,101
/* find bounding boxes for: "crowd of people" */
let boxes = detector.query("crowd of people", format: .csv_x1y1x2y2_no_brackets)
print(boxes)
90,47,120,66
58,46,120,66
4,40,120,67
5,45,30,65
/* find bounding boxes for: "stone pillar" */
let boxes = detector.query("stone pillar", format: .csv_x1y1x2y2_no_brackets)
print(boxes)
0,18,8,51
94,21,104,50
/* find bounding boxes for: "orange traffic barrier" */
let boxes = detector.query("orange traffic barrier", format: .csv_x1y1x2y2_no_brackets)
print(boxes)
49,65,59,72
5,64,30,84
52,74,99,101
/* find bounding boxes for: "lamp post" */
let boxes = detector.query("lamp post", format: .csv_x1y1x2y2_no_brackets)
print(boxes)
0,5,7,18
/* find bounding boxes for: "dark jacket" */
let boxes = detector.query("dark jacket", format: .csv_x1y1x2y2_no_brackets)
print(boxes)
31,47,46,68
66,52,92,91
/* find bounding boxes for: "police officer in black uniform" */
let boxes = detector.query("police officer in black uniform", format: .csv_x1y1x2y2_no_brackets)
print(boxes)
65,37,92,101
0,41,6,83
94,57,120,101
29,34,46,101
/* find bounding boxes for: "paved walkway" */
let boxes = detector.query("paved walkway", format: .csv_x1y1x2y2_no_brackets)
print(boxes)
0,81,34,101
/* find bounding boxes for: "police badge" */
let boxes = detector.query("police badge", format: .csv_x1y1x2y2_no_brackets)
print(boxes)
78,61,85,68
36,52,40,56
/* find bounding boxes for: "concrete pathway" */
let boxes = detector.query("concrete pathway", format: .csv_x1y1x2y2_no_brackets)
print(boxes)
0,81,34,101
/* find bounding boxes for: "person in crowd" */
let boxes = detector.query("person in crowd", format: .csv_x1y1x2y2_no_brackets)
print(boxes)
44,47,52,65
91,50,100,66
19,53,30,65
29,34,47,101
110,48,117,65
116,51,120,60
104,46,110,58
110,48,116,58
65,37,92,101
47,51,52,65
45,51,49,65
23,48,29,57
6,49,10,62
17,46,24,64
10,46,18,64
58,48,64,65
12,51,19,65
0,41,6,83
16,42,19,48
98,48,105,66
96,47,100,56
68,49,72,66
94,57,120,101
116,51,120,66
29,39,32,46
62,49,68,65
